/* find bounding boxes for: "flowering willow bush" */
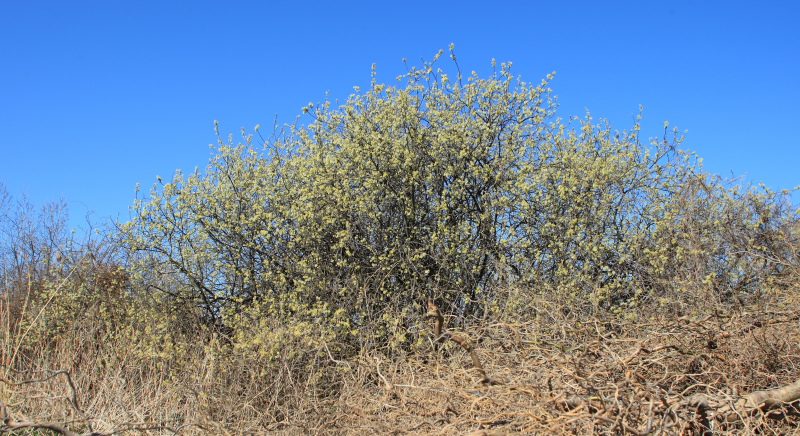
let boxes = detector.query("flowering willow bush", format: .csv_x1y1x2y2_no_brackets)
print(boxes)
122,48,798,353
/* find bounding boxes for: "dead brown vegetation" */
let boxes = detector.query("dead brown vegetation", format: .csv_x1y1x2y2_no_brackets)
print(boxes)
3,283,800,436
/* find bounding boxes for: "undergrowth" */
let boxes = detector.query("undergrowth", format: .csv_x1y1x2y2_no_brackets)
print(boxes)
2,276,800,435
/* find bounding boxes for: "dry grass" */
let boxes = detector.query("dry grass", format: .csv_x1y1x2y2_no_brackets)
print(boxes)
3,285,800,436
331,299,800,435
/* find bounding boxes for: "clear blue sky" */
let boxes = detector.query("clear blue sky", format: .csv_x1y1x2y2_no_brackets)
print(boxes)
1,1,798,232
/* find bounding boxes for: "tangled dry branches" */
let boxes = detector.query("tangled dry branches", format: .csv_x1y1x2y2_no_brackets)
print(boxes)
2,301,799,435
335,303,800,435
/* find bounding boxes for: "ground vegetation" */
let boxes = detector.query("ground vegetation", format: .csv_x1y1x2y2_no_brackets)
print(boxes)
2,48,799,435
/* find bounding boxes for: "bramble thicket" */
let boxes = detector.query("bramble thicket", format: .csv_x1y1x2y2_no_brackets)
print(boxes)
2,49,799,435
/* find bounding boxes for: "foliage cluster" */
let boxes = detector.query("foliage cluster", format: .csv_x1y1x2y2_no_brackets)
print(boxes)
1,50,799,435
122,49,798,352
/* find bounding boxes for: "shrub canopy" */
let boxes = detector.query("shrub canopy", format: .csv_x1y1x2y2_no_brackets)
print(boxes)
122,50,799,349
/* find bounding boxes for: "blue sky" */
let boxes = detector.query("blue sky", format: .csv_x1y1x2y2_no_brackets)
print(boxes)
1,1,798,232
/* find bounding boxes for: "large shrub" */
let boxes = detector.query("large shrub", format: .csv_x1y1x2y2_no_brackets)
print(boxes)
122,48,799,352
